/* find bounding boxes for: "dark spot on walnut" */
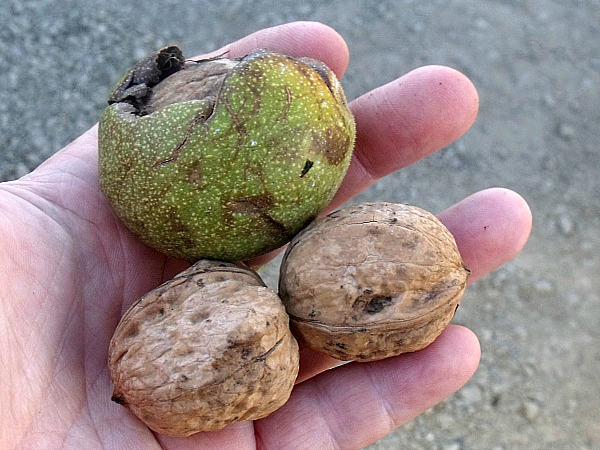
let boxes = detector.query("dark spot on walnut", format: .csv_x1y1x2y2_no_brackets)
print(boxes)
422,281,456,304
300,160,313,177
189,310,210,324
111,394,127,405
364,296,394,314
403,239,418,249
123,323,139,339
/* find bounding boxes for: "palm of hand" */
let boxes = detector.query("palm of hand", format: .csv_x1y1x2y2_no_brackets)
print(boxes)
0,130,186,448
0,22,531,450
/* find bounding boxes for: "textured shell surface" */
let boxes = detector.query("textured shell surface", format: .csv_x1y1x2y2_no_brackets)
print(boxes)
108,259,299,436
98,46,355,262
279,202,470,361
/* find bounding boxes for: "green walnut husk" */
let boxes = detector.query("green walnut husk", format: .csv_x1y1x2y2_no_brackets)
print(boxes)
98,46,355,262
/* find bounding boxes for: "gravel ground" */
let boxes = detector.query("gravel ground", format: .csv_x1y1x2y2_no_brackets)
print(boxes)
2,1,599,449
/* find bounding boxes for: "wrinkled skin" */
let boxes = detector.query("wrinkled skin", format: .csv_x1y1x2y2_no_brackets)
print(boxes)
0,22,531,450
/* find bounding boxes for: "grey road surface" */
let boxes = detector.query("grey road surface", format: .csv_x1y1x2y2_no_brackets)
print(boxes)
1,1,599,449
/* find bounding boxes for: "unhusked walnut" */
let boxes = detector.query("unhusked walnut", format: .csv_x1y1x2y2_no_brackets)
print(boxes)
108,259,299,436
99,46,356,263
278,202,470,362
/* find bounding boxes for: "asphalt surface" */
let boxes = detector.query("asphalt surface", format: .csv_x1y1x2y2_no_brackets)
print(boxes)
1,1,599,449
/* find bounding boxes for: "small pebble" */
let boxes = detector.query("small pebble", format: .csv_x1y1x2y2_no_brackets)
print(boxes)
533,279,554,294
402,420,415,432
459,384,482,404
15,162,30,179
565,291,580,305
556,123,576,141
557,212,575,236
443,442,462,450
475,17,489,29
542,92,555,107
480,328,493,342
521,400,540,421
437,412,455,429
513,325,528,340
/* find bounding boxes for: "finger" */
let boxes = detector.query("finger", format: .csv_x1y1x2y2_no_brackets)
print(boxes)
296,348,344,384
329,65,479,209
438,187,532,284
255,325,480,450
204,21,350,78
294,187,531,382
156,421,254,450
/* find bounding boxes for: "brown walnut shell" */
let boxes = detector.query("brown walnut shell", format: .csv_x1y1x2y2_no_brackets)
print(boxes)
278,202,469,361
108,259,299,436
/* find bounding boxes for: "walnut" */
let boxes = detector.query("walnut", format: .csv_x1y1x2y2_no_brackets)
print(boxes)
108,259,299,436
98,46,355,262
278,202,469,361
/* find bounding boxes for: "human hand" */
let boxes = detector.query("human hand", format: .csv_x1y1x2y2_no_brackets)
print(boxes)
0,22,531,449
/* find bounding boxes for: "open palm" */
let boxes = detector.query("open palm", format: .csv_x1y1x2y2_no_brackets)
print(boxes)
0,22,531,450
